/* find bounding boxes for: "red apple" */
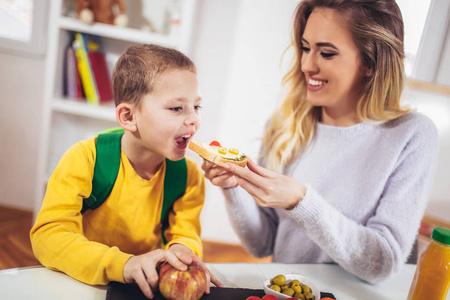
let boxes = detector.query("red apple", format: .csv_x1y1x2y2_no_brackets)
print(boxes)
246,297,262,300
158,263,207,300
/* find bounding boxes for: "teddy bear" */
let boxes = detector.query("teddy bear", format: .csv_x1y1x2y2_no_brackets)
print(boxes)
74,0,128,26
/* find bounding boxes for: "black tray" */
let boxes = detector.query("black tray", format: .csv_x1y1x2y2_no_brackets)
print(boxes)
106,281,336,299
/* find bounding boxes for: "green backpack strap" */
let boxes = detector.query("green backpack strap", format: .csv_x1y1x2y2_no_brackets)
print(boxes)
82,127,125,213
161,158,187,245
82,127,188,246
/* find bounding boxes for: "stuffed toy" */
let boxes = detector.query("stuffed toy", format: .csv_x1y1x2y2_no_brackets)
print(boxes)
74,0,128,26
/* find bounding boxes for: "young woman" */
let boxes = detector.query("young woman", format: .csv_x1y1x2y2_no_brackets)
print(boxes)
203,0,438,284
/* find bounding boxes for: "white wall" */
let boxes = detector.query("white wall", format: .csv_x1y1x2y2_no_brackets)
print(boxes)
191,0,298,243
0,53,45,209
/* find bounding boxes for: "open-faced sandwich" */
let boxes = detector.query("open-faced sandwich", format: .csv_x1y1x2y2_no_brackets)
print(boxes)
188,140,248,167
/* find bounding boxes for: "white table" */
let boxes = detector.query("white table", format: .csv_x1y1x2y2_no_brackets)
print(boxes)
0,263,446,300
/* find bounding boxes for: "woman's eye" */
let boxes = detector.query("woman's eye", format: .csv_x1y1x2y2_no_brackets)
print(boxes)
300,46,310,53
194,105,202,110
170,107,182,112
321,52,337,59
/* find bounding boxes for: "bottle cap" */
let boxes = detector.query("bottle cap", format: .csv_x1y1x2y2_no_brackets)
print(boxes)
432,227,450,245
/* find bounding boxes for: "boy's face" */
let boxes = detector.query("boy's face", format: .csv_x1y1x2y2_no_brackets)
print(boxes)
135,69,201,161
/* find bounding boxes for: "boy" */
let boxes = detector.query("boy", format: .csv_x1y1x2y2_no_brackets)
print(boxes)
30,44,222,298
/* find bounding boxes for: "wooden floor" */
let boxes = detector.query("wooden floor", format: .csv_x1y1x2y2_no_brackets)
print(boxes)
0,206,40,269
0,205,270,270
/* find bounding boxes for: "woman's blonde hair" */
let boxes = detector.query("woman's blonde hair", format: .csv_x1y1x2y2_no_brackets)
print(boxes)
263,0,410,172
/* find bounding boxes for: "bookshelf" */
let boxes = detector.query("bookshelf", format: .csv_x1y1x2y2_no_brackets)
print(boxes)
34,0,198,217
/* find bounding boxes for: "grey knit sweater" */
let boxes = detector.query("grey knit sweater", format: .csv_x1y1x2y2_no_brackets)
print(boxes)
223,112,438,284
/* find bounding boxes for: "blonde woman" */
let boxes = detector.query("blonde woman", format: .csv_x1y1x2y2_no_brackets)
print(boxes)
203,0,438,283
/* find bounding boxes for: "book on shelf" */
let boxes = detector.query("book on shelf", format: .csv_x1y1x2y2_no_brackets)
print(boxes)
64,44,83,100
71,33,114,105
85,34,114,103
73,32,99,104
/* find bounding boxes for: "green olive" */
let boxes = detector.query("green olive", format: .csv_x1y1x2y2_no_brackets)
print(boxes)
228,148,239,155
290,279,301,287
269,285,281,292
291,284,302,294
272,274,286,286
294,293,306,300
282,288,295,297
281,284,289,291
301,284,311,293
303,291,314,300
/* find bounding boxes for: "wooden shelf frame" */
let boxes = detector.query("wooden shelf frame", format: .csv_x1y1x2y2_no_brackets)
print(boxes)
52,98,116,122
58,17,178,48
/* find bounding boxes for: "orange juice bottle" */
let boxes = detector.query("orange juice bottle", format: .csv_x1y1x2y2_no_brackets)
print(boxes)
407,227,450,300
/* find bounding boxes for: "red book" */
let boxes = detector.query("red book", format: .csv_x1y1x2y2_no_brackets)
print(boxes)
88,51,113,103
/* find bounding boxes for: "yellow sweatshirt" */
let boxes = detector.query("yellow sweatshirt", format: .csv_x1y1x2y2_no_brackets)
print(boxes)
30,137,205,285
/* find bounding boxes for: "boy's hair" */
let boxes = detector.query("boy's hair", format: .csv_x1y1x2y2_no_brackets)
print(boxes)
112,44,197,107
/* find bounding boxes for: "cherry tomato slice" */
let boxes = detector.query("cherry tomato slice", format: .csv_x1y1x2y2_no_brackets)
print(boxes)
209,140,221,147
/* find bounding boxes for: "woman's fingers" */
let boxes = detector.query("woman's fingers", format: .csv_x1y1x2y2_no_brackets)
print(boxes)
202,159,238,188
224,163,268,201
203,160,225,178
246,157,264,175
226,160,270,191
210,174,234,187
234,175,268,206
225,158,305,209
201,159,214,172
246,157,278,178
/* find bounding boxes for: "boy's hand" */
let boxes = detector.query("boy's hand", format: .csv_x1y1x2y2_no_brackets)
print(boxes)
123,244,223,299
123,248,189,299
168,244,224,293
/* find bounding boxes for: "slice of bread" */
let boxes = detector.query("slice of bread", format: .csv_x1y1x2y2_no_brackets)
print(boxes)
188,140,248,167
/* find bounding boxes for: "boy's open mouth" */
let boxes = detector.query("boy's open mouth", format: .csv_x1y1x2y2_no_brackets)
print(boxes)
175,134,192,149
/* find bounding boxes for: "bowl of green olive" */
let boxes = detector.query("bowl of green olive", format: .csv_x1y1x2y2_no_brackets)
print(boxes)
263,273,320,300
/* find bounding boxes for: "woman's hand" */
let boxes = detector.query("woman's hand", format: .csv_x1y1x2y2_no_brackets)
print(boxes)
202,160,238,189
222,158,306,210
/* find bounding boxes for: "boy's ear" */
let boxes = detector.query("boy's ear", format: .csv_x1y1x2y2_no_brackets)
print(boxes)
116,103,137,132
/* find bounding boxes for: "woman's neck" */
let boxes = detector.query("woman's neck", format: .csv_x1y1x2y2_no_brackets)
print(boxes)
321,106,361,127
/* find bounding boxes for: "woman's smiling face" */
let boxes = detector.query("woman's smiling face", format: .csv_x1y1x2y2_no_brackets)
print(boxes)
301,8,370,123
